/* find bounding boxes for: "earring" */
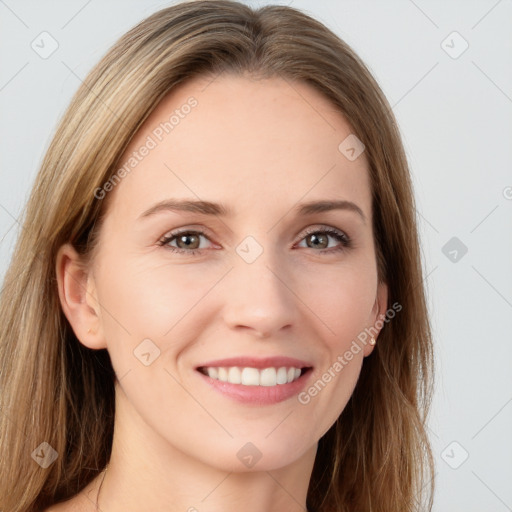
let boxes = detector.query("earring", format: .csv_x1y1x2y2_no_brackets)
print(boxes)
369,336,376,346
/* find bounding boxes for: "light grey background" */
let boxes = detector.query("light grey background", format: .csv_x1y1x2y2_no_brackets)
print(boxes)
1,1,511,510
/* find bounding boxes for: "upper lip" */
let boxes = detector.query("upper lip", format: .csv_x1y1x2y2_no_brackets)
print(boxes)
196,356,313,370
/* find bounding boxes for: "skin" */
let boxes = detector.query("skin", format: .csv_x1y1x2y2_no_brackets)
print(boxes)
54,73,388,512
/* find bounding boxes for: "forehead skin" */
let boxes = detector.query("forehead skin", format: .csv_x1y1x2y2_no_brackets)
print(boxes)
96,72,373,262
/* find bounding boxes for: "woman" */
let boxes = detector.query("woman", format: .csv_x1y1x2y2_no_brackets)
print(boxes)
0,1,435,511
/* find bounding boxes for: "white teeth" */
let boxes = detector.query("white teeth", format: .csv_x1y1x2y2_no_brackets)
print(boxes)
276,367,288,384
260,368,277,387
202,366,304,386
207,367,218,379
228,366,242,384
241,367,260,386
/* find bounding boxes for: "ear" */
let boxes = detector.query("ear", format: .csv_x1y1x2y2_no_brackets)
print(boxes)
55,243,106,350
363,280,389,357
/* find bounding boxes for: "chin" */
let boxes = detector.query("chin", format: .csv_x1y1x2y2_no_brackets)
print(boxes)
191,435,315,473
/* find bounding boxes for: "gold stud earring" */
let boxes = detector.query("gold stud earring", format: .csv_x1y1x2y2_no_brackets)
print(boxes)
369,336,376,346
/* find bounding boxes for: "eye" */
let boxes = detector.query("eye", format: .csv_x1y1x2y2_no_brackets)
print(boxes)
296,226,351,254
157,229,213,255
157,226,352,256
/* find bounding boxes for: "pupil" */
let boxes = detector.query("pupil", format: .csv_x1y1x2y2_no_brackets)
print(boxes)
309,233,327,249
179,234,198,249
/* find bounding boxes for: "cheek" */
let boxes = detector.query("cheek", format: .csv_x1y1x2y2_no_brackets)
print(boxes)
296,259,377,345
294,269,374,436
94,253,221,355
293,261,375,419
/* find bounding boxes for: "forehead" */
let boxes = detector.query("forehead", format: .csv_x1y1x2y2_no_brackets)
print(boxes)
104,73,371,223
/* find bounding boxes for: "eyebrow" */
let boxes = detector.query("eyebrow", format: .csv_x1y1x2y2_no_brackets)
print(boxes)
138,198,366,223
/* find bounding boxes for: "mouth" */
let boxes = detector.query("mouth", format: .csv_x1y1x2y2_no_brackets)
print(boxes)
197,365,310,386
194,356,313,405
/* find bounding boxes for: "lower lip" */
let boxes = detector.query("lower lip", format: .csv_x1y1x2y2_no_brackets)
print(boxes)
196,369,313,405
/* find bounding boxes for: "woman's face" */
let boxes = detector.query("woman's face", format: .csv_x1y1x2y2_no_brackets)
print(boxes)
73,74,387,472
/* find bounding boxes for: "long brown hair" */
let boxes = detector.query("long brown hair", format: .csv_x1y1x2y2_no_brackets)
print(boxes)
0,1,435,510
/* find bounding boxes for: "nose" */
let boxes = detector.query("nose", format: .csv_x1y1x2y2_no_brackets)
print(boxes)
221,250,297,339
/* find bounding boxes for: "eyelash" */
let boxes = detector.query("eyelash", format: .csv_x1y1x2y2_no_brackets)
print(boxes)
157,226,352,256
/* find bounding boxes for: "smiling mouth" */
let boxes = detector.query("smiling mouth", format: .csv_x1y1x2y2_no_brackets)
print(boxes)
197,366,311,386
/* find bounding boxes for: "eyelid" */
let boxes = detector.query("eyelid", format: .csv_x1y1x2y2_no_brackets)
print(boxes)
296,224,348,240
160,224,215,240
